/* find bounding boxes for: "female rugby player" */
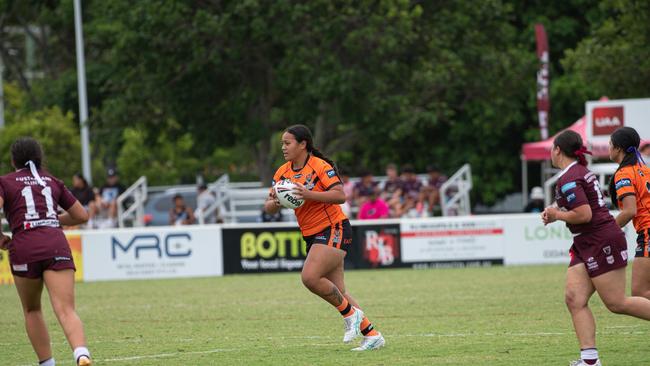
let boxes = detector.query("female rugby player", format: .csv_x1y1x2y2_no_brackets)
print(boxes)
542,130,650,366
0,138,92,366
264,125,384,351
608,127,650,299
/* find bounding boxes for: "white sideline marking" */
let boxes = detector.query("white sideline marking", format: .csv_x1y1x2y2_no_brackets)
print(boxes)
12,327,649,366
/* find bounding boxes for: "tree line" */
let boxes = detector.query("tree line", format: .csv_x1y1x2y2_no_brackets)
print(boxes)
0,0,647,204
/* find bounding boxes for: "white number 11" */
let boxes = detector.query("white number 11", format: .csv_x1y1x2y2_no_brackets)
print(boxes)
21,186,56,220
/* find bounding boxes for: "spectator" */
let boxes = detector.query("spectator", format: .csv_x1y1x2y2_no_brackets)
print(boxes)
340,169,355,205
169,194,195,225
401,190,429,218
353,170,377,208
380,163,403,217
358,189,390,220
400,164,422,200
196,184,220,223
424,165,448,215
97,168,126,227
70,173,97,227
524,186,545,213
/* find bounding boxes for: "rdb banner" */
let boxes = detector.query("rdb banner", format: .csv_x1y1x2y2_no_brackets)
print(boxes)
349,223,402,269
222,227,308,274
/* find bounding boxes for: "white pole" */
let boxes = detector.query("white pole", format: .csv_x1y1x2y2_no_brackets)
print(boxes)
74,0,92,184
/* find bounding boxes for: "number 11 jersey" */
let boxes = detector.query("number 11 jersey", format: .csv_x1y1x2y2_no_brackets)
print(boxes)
0,168,77,265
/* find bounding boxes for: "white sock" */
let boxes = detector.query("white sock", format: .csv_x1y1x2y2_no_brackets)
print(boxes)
73,346,90,362
581,347,598,361
39,358,55,366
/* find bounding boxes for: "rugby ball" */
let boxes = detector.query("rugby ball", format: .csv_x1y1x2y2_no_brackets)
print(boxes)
274,180,304,209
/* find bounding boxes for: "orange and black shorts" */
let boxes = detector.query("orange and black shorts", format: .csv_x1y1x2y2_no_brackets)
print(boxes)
304,220,353,253
636,229,650,258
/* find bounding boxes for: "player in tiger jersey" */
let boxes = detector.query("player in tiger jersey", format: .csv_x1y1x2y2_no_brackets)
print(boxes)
0,138,92,366
608,127,650,300
542,130,650,366
263,125,384,351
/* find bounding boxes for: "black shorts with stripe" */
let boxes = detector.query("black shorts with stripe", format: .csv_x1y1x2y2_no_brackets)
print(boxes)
636,229,650,258
304,219,353,253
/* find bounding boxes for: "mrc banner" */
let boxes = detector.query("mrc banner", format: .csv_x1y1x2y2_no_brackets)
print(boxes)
0,232,84,285
82,226,223,281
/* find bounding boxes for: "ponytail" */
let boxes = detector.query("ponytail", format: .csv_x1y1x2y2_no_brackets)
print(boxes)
573,146,592,166
608,127,643,209
310,148,339,177
608,147,640,209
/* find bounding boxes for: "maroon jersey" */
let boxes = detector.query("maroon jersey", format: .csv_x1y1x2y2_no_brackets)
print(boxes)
555,162,615,235
0,168,77,264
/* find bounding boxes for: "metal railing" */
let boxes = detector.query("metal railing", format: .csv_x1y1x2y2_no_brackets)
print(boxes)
117,176,148,228
196,174,230,224
440,163,472,216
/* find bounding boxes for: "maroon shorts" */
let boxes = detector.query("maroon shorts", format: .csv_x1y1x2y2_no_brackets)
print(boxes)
569,225,628,277
10,256,76,279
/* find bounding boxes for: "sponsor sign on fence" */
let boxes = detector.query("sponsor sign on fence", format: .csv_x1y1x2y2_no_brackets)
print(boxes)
400,217,504,267
82,226,223,281
222,226,307,274
1,213,642,284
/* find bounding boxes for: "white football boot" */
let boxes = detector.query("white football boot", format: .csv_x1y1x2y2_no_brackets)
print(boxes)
352,332,385,351
343,307,363,343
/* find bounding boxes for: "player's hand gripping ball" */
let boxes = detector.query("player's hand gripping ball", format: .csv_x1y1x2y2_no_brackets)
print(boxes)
274,180,305,209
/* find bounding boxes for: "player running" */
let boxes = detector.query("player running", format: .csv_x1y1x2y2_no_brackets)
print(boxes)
542,130,650,366
263,124,385,351
0,138,92,366
608,127,650,299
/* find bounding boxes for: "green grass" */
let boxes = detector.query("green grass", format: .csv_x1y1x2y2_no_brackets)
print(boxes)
1,265,648,365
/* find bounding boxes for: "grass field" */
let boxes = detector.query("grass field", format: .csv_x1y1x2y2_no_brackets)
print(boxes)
1,265,648,365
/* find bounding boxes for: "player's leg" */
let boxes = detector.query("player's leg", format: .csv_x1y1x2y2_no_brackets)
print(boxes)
592,267,650,319
14,275,54,364
565,263,599,365
322,253,363,342
43,269,91,365
301,243,347,306
325,260,383,348
632,258,650,299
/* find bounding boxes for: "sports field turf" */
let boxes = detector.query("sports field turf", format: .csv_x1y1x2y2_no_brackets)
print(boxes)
1,265,648,365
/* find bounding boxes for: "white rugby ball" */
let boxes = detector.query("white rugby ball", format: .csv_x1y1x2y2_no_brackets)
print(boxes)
274,180,304,209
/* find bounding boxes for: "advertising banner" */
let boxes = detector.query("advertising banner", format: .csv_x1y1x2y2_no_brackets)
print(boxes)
0,232,83,285
504,214,639,265
82,226,222,281
349,223,402,269
222,227,307,274
400,217,504,266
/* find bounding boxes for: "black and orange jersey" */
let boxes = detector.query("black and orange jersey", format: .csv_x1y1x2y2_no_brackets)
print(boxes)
614,164,650,232
272,155,347,236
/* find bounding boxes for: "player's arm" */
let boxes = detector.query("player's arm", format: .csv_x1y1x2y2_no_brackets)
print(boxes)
58,201,89,226
547,204,592,225
293,183,346,204
264,187,281,214
615,195,636,228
